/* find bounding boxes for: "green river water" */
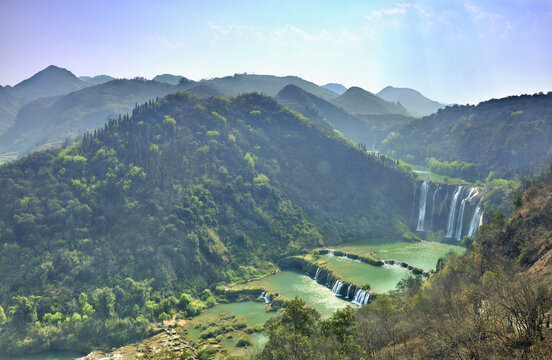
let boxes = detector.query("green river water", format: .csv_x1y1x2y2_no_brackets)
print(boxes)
0,352,84,360
333,239,466,271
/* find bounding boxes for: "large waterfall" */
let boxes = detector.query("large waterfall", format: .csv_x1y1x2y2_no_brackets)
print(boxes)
413,182,484,240
445,187,463,238
454,188,478,240
467,206,484,237
416,181,429,231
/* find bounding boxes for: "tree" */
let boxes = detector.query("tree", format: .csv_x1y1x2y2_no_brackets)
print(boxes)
8,296,37,334
0,305,6,325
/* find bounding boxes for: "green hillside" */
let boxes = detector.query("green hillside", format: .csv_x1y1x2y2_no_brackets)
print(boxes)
0,92,416,354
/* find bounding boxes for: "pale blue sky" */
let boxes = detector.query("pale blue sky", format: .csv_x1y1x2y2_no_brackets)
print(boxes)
1,0,551,104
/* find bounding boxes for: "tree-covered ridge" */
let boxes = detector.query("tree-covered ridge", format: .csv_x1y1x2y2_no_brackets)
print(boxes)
0,92,416,354
381,92,552,179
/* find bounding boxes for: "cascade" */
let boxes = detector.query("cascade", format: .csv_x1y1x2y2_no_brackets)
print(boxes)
446,187,463,238
342,252,348,258
328,249,335,256
454,188,477,240
326,273,331,286
416,181,429,231
467,206,483,237
351,289,370,305
314,267,321,280
332,281,344,296
346,285,351,299
257,291,271,304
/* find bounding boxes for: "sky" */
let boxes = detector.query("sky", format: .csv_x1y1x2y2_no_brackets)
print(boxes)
0,0,551,104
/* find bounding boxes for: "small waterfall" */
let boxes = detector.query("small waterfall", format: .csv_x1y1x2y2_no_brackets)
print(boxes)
454,188,477,240
416,181,429,231
446,187,463,238
467,206,483,237
342,252,348,258
257,291,271,304
346,285,351,299
326,273,331,286
314,267,321,280
351,289,370,306
332,281,344,296
328,249,335,256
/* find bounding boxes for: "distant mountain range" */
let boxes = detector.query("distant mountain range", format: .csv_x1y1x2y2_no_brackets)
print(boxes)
199,73,338,100
0,65,454,164
376,86,445,117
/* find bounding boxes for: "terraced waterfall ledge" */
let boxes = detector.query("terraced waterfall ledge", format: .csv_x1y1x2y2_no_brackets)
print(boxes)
278,255,376,306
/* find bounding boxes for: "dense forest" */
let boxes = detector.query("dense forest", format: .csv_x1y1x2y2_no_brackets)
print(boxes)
258,170,552,359
0,92,417,354
381,93,552,179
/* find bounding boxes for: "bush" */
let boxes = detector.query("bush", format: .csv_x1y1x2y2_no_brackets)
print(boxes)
236,337,252,347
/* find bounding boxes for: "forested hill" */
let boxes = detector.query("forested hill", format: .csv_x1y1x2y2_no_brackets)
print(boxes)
0,92,416,352
381,92,552,179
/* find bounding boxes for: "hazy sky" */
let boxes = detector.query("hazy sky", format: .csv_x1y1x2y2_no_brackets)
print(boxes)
1,0,551,104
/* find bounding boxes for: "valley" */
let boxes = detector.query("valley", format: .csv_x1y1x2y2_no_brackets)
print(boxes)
0,63,550,360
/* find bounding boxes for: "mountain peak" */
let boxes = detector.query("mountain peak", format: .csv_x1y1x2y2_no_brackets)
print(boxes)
11,65,88,103
376,86,444,117
322,83,347,95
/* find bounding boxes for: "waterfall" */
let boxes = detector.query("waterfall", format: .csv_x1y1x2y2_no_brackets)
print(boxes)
326,273,331,286
257,291,271,304
328,249,335,256
314,267,321,280
332,281,344,296
454,188,477,240
416,181,429,231
342,252,348,258
467,206,483,237
429,184,439,230
346,285,351,299
351,289,370,306
446,187,463,238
